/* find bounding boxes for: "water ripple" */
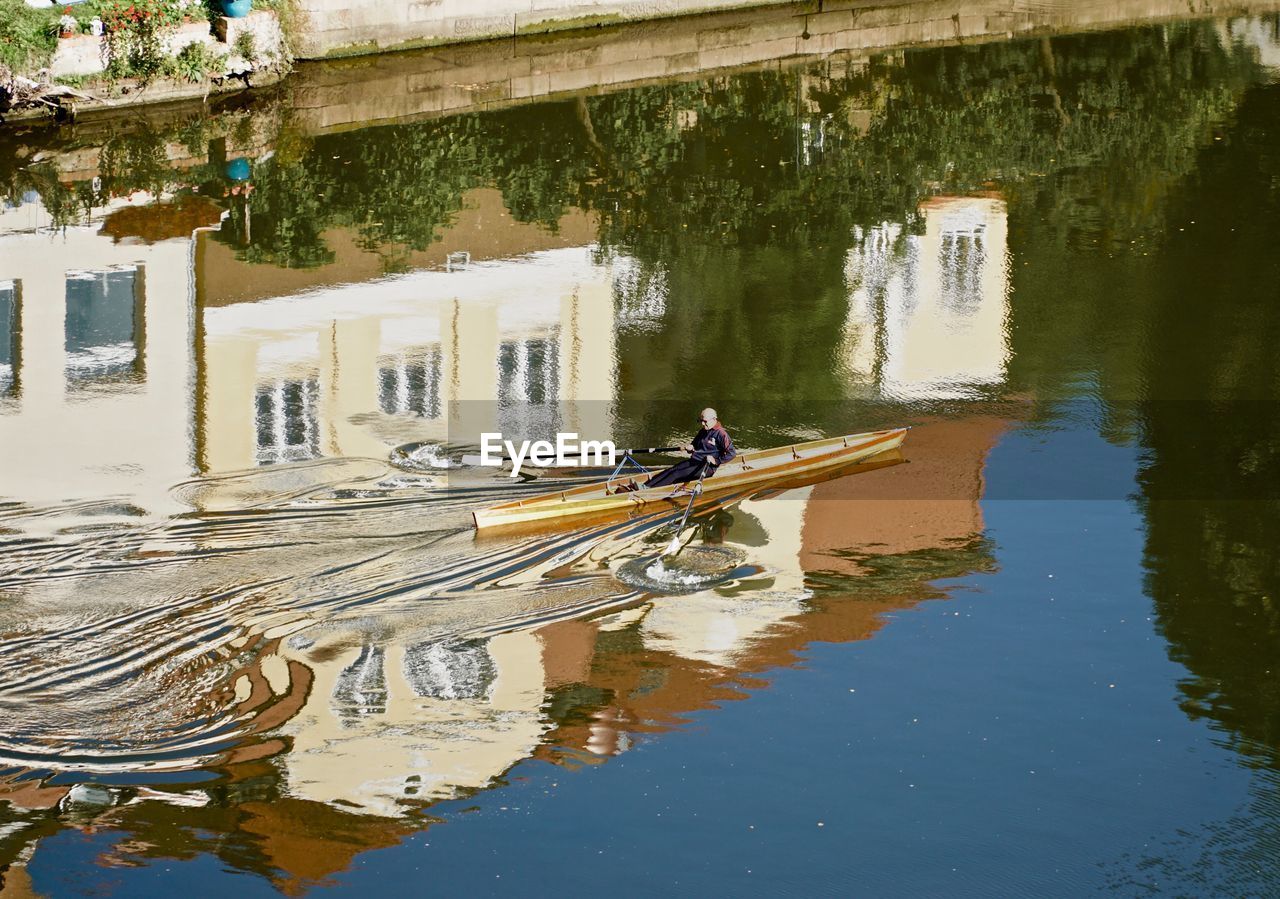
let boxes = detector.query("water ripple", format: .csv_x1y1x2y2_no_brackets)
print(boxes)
0,462,697,778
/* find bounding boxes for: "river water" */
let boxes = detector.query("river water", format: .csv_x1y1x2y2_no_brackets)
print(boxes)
2,8,1280,895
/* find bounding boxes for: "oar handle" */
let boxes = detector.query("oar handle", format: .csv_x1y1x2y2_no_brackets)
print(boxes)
623,446,681,456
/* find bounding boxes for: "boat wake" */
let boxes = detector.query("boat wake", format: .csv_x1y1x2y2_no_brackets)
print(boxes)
0,460,721,781
0,450,904,784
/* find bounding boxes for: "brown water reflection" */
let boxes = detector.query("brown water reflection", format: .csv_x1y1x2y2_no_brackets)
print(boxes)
0,417,997,891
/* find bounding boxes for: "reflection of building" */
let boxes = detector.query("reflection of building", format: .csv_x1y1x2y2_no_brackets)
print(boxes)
1222,16,1280,69
0,414,1004,892
844,196,1010,400
538,416,1005,758
192,187,615,474
800,417,1004,570
0,196,195,524
225,418,1003,825
196,188,597,305
634,417,1004,671
638,489,813,668
254,631,548,817
0,186,618,525
196,245,618,473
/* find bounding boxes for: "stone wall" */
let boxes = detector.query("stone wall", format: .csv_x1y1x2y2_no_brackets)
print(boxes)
49,10,285,80
288,0,1276,134
291,0,794,58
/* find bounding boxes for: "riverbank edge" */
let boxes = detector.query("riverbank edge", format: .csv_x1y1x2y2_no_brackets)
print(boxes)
1,0,804,124
2,5,290,125
299,0,804,60
1,67,290,125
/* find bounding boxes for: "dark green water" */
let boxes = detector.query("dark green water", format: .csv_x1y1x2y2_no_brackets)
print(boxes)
3,12,1280,895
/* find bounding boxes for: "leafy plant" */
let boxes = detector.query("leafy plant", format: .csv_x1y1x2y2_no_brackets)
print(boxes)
169,39,222,81
0,0,59,71
57,8,80,37
232,29,254,63
101,0,184,82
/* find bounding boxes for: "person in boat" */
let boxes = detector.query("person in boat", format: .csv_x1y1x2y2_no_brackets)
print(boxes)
642,408,736,490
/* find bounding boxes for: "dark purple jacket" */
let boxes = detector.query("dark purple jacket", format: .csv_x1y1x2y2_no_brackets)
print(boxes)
691,424,736,468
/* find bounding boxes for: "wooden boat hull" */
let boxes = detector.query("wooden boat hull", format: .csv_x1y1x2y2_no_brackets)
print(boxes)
472,428,907,530
473,447,906,541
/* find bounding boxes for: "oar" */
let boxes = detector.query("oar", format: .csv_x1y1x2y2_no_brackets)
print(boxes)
662,460,712,557
460,445,680,467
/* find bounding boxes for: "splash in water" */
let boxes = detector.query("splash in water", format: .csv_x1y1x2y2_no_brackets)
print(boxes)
615,545,753,594
389,441,455,471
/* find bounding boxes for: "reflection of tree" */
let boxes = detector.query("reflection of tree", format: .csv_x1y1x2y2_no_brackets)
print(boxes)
220,156,334,268
804,536,996,595
212,107,594,266
985,29,1258,435
198,21,1260,301
3,21,1261,282
1137,83,1280,766
1,116,224,227
598,25,1262,442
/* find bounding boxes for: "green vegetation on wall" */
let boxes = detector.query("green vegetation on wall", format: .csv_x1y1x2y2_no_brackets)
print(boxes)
0,0,59,71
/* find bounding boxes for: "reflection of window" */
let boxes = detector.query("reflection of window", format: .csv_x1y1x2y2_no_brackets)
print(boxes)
498,337,558,405
378,346,442,419
332,644,387,726
2,190,40,210
938,228,986,317
403,640,496,701
498,335,560,438
0,280,16,396
255,377,319,465
65,267,143,382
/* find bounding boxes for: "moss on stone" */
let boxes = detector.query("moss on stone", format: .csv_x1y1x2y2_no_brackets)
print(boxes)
515,12,626,35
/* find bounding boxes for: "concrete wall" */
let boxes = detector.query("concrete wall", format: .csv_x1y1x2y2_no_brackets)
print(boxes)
291,0,1280,60
292,0,795,58
288,0,1280,135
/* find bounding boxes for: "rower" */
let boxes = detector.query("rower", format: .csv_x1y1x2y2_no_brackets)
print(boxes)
642,408,736,490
